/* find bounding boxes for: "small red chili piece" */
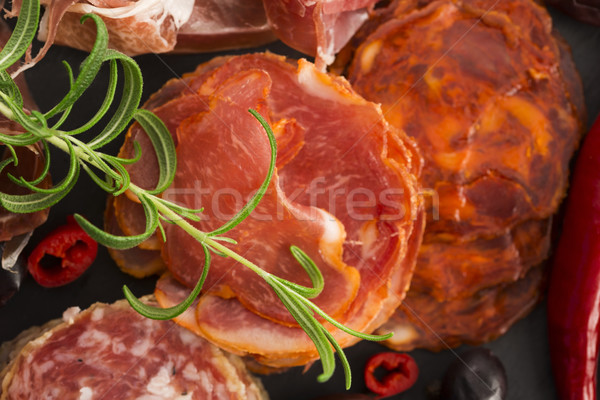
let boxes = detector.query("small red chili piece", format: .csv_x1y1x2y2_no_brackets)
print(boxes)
364,352,418,398
27,215,98,288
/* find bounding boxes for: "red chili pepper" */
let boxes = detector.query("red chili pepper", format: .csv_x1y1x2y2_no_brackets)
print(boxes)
547,114,600,400
364,352,418,398
27,215,98,288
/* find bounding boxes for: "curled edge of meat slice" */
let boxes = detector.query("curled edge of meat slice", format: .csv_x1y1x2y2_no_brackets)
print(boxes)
262,0,380,70
0,296,269,400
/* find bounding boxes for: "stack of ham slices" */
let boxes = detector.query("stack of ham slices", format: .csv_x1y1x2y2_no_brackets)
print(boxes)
12,0,379,69
341,0,585,350
108,52,424,367
0,297,268,399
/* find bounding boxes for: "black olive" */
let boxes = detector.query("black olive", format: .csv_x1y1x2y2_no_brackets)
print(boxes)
0,236,29,307
440,348,507,400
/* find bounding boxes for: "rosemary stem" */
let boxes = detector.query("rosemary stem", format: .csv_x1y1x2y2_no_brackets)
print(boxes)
136,188,272,280
0,102,14,119
46,133,270,283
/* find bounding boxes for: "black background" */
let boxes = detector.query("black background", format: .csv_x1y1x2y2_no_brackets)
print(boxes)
1,6,600,400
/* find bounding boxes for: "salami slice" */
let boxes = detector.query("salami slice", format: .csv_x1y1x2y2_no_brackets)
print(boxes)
0,297,268,400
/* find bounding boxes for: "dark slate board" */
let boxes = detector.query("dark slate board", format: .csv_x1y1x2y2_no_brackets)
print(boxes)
1,5,599,400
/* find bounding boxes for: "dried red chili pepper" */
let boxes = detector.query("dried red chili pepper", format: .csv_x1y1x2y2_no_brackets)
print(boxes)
27,215,98,288
547,114,600,400
364,352,418,398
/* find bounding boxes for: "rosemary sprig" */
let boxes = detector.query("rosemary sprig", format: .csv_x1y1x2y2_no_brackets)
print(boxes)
0,0,392,388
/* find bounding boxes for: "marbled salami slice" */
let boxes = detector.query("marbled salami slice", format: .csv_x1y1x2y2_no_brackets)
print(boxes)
0,297,268,400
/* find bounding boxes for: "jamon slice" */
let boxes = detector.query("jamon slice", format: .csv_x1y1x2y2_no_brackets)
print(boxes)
262,0,379,69
0,297,268,399
11,0,275,64
112,52,422,366
162,69,361,325
378,265,545,351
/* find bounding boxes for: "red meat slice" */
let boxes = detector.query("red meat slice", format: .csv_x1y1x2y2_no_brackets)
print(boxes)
262,0,379,69
112,53,422,366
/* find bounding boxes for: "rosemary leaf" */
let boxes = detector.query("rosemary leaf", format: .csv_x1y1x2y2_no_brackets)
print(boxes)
68,59,118,135
87,50,143,149
0,0,38,72
268,277,337,383
74,193,159,249
80,162,118,193
7,138,78,194
24,140,51,186
132,109,176,194
0,70,23,107
208,109,277,236
44,14,109,119
0,131,38,146
0,158,79,213
124,245,210,319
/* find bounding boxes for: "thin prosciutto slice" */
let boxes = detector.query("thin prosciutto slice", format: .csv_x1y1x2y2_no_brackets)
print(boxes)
113,53,423,366
9,0,275,65
262,0,379,69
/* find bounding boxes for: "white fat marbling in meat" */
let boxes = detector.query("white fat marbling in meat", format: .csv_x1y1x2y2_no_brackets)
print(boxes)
0,298,268,399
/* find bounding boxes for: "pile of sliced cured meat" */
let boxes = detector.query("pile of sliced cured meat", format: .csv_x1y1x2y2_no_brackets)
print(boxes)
340,0,585,350
108,52,424,367
0,297,268,399
12,0,379,69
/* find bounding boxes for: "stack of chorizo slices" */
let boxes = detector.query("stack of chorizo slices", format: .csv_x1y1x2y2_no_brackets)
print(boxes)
108,53,424,367
342,0,585,350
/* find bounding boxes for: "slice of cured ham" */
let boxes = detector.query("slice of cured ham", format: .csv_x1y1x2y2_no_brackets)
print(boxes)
344,0,585,349
0,297,268,399
262,0,379,69
112,52,423,366
9,0,275,66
